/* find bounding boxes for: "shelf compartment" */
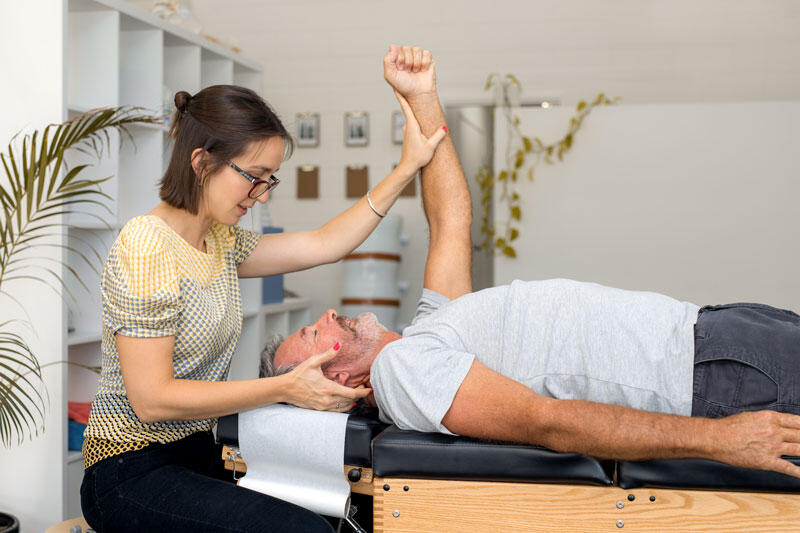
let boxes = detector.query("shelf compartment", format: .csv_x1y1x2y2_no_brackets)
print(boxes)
117,127,164,224
66,454,85,518
240,278,262,318
288,307,312,333
67,450,83,464
68,341,102,403
120,26,163,112
201,49,234,87
229,315,261,381
64,123,120,228
67,7,119,109
263,310,290,339
71,0,262,70
68,330,103,346
164,42,201,96
65,228,114,338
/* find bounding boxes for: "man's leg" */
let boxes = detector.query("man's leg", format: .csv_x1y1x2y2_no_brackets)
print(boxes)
692,303,800,418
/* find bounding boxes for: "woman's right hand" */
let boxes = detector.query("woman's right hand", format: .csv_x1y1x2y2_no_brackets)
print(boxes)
281,346,371,412
396,90,448,174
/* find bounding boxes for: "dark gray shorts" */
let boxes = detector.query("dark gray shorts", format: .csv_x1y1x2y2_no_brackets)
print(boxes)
692,303,800,418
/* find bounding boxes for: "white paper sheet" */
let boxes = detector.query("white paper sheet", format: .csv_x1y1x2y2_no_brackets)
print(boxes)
237,404,351,518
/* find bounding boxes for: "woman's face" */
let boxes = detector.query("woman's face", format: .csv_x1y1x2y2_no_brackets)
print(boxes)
199,136,285,225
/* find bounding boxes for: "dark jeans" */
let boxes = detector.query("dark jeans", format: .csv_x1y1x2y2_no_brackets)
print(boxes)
692,303,800,418
80,431,334,533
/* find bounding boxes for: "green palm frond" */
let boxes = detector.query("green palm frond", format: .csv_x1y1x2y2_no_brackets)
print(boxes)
0,106,156,447
0,324,45,446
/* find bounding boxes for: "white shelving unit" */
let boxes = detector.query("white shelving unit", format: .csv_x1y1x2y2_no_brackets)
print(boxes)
59,0,302,521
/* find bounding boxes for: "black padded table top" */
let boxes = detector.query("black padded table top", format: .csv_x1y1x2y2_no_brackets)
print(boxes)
371,425,614,485
618,457,800,492
219,414,800,492
216,412,387,468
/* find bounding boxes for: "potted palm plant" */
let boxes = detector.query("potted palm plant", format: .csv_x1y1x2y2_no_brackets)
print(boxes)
0,107,155,531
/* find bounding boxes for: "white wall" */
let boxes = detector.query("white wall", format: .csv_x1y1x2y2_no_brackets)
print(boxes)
493,101,800,311
186,0,800,325
0,2,66,531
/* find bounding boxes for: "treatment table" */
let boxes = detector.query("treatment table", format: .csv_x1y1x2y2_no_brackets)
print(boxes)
217,412,800,532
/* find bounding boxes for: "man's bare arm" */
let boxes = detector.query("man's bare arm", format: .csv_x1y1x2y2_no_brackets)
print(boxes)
384,45,472,300
442,361,800,478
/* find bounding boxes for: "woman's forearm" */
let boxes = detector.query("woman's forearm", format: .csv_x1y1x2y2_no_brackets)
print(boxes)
237,162,420,278
133,375,289,423
309,164,418,263
122,335,368,423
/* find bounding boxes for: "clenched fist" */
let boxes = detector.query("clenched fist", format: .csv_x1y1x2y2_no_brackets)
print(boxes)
383,44,437,100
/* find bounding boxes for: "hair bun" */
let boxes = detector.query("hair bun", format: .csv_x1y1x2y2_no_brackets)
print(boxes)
174,91,192,113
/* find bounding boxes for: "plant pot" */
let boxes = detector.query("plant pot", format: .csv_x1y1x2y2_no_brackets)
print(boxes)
0,512,19,533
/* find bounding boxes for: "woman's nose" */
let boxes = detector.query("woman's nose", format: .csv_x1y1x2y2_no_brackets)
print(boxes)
256,191,269,204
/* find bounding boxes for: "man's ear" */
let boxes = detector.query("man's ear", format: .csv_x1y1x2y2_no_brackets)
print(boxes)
330,371,351,386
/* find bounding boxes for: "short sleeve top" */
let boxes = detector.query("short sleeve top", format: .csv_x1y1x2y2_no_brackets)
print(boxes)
82,215,260,469
371,280,698,435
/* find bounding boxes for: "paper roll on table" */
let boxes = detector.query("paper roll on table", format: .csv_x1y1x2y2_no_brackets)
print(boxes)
237,404,351,517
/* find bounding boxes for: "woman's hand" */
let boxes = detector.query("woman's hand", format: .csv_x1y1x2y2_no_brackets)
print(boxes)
396,90,447,173
384,44,436,100
282,346,372,412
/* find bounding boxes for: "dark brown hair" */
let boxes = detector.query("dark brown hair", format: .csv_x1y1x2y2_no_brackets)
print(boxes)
160,85,293,214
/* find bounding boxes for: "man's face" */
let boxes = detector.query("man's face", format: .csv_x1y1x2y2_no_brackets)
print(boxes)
274,309,387,386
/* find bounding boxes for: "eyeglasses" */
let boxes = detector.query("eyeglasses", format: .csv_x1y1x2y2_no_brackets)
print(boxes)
227,161,280,199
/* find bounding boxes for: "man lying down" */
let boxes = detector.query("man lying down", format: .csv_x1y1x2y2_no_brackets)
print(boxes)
263,45,800,479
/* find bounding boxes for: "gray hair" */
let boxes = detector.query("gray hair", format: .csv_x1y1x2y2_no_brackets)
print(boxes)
259,333,299,378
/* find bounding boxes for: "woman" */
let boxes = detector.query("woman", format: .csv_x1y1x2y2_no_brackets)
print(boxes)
81,52,446,531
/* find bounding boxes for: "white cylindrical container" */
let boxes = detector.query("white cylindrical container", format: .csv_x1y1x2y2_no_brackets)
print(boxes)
342,257,400,300
349,214,402,254
341,215,403,331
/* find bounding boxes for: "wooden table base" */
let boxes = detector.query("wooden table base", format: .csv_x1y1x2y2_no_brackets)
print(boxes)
222,446,800,532
372,477,800,533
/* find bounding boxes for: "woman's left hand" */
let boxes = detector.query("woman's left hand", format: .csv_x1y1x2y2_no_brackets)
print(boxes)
395,90,448,173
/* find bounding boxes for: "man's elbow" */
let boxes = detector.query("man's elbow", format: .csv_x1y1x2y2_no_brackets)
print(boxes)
443,394,573,453
524,398,585,454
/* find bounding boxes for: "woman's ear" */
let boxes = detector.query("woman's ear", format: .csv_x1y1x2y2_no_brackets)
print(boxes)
190,147,208,179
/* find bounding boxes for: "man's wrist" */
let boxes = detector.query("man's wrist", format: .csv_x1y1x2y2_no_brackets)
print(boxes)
406,90,439,107
685,415,718,460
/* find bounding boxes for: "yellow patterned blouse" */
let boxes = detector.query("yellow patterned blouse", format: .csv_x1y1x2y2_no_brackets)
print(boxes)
82,215,260,469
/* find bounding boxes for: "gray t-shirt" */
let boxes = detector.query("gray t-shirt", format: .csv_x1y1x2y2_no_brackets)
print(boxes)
370,279,700,434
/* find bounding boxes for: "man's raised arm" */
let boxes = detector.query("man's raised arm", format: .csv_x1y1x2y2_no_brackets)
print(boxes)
384,45,472,300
